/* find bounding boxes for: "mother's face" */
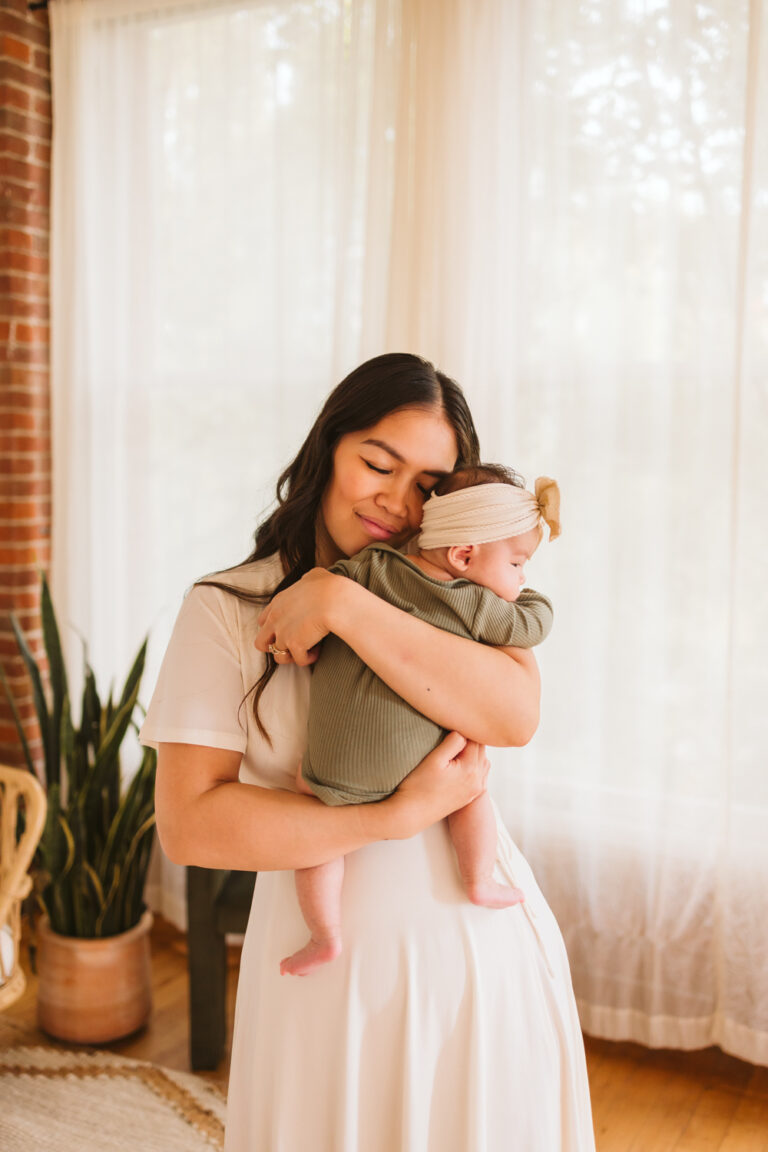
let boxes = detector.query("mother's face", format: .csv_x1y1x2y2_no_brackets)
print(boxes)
320,407,459,562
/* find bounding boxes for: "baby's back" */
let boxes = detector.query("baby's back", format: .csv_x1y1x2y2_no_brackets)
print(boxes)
304,628,444,805
302,543,552,806
302,545,479,806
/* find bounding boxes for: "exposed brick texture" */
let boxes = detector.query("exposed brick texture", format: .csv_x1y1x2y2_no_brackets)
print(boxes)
0,0,51,768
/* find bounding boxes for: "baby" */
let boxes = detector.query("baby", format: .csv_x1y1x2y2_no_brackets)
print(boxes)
281,463,560,976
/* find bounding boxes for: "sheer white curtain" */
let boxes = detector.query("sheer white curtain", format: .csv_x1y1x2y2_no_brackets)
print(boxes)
50,0,404,924
487,0,768,1068
50,0,768,1064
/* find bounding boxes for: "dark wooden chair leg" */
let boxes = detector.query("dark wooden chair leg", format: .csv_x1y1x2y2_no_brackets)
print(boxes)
187,866,227,1071
186,866,257,1071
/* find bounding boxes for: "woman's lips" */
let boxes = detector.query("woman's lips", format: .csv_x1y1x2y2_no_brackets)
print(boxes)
357,514,398,541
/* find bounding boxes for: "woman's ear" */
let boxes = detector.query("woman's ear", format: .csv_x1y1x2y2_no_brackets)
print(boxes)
446,544,474,573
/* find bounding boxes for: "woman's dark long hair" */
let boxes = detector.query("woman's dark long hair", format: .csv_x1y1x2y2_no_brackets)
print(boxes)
202,352,480,739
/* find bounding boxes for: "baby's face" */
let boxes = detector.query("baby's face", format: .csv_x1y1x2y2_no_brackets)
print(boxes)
465,527,541,601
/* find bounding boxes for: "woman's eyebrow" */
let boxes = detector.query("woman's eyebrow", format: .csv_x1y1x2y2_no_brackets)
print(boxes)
361,438,448,479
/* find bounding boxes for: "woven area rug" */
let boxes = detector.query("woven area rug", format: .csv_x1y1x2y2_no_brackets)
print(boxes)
0,1046,226,1151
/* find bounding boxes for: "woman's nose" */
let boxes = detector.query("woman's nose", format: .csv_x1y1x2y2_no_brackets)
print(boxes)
377,480,409,519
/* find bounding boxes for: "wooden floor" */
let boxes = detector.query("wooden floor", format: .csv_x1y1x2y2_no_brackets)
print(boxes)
2,915,767,1150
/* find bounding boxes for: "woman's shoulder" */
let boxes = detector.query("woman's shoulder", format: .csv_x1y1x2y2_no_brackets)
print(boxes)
195,552,285,598
177,553,284,638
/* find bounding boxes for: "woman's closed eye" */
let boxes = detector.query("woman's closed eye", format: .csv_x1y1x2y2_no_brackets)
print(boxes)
363,458,433,497
363,459,390,476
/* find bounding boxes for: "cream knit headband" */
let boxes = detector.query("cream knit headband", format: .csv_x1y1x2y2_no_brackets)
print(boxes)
417,478,561,549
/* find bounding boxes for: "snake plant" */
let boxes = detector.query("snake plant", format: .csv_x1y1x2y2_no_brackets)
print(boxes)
1,574,156,938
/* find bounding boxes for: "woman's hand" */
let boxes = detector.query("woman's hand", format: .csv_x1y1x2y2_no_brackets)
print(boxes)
255,568,344,666
383,732,490,841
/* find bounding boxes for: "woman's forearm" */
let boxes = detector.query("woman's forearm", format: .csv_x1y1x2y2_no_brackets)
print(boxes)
329,580,540,746
254,568,541,746
161,778,396,871
156,736,488,871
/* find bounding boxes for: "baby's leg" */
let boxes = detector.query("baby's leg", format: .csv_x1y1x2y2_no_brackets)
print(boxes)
280,856,345,976
448,792,525,909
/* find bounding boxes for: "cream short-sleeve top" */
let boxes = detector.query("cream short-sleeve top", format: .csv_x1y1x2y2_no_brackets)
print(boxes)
140,555,310,792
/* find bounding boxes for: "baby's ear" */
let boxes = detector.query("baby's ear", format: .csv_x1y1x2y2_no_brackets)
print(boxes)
447,544,474,572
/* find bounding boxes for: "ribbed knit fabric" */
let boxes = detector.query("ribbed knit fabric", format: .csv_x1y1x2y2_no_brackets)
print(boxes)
303,544,553,805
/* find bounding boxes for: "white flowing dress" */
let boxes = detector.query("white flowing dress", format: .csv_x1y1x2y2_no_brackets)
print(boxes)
141,556,595,1152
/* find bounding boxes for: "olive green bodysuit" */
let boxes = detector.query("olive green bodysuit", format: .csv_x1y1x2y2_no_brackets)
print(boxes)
302,544,553,805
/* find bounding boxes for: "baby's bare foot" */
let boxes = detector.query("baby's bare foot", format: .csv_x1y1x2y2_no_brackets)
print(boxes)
280,935,342,977
464,880,525,910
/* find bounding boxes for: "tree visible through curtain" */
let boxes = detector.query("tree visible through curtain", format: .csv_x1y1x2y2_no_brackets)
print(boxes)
50,0,767,1064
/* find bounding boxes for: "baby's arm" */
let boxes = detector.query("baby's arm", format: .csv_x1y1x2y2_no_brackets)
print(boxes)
472,587,553,649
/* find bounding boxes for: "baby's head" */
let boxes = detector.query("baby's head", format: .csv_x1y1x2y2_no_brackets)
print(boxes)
417,464,560,602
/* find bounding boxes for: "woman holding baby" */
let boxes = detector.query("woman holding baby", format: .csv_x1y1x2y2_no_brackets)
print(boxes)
143,353,594,1151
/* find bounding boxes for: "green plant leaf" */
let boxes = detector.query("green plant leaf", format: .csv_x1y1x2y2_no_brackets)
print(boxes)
81,662,101,754
9,612,52,783
38,805,76,933
14,582,156,937
72,867,86,937
38,785,68,875
56,813,76,881
98,749,156,932
94,865,121,936
117,638,147,714
97,687,139,770
99,747,156,874
60,693,74,764
109,812,156,934
61,695,88,801
78,703,136,844
82,862,105,909
0,664,35,776
46,879,68,934
40,573,67,791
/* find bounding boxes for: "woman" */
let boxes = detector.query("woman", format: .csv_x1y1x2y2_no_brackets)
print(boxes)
144,353,594,1151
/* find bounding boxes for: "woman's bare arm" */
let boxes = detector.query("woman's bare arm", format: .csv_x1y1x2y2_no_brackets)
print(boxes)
155,733,489,871
256,570,541,747
334,583,540,746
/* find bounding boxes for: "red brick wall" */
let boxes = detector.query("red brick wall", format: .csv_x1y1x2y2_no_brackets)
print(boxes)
0,0,51,768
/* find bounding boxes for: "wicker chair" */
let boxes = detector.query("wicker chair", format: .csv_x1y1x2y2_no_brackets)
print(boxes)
0,765,46,1011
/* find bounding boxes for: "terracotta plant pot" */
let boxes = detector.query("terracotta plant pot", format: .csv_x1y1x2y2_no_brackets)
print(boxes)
37,911,153,1044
